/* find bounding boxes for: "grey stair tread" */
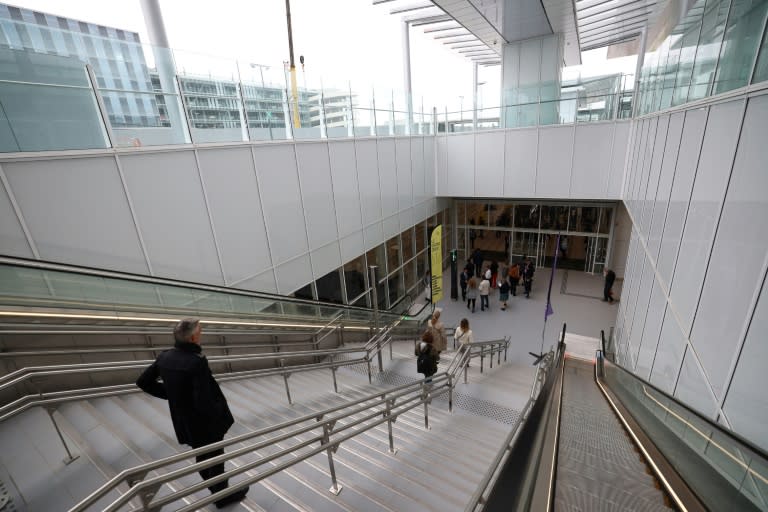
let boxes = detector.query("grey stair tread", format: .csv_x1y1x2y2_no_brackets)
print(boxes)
225,388,469,511
229,378,503,469
227,384,488,490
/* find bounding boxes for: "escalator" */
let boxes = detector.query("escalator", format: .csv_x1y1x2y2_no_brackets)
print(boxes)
471,332,768,512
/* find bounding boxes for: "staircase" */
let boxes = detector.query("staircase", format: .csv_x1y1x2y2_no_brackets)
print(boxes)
0,341,514,511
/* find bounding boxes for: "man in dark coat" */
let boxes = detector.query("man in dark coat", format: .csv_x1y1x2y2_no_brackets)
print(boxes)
137,318,248,508
603,269,617,303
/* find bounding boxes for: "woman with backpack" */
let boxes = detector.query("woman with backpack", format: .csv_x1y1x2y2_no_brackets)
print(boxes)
498,276,511,310
416,329,438,380
466,277,478,313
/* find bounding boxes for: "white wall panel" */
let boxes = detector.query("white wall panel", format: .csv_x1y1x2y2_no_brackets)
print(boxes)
424,137,436,197
536,126,573,198
275,254,312,295
674,349,718,418
395,138,413,212
355,139,382,226
311,242,341,279
436,136,448,195
253,144,308,265
650,311,687,394
635,280,667,380
607,121,631,198
0,175,33,257
648,113,684,263
504,128,537,196
197,147,271,284
383,215,399,238
446,134,475,196
364,222,384,252
636,118,658,213
629,259,655,369
377,138,398,217
5,156,148,273
340,230,364,263
571,123,613,199
723,282,768,451
237,270,277,294
656,108,707,289
399,208,413,232
328,141,362,238
670,100,743,334
641,116,669,239
689,95,768,401
411,137,426,205
474,131,505,197
295,142,338,250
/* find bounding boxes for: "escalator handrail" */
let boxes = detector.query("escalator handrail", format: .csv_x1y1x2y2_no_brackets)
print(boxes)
0,256,403,317
600,354,768,461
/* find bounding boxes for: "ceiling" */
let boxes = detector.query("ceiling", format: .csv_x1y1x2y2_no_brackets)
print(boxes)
375,0,669,67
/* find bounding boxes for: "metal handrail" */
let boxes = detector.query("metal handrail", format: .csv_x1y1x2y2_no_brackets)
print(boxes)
69,329,508,511
0,256,404,318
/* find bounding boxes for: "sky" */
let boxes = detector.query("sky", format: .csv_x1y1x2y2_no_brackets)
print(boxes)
8,0,636,110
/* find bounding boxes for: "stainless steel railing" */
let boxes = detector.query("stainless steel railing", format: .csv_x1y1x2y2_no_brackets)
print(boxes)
69,333,509,511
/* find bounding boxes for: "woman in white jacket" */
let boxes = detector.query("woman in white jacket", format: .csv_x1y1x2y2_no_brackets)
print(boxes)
454,318,474,365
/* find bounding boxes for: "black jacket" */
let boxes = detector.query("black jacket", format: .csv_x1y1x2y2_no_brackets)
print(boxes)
137,341,234,447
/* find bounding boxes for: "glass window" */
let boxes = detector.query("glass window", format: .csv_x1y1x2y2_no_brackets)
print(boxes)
343,255,367,304
598,207,613,234
489,203,512,228
712,0,768,93
456,200,467,225
753,20,768,83
315,268,343,304
514,204,540,229
403,258,417,291
466,202,488,227
387,270,403,307
568,206,600,233
415,221,426,254
457,226,467,262
672,1,706,106
385,235,401,274
366,244,385,275
688,0,730,102
540,205,568,231
293,282,314,301
401,226,414,263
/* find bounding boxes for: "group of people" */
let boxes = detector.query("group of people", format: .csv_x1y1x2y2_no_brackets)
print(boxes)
416,310,475,379
460,254,536,313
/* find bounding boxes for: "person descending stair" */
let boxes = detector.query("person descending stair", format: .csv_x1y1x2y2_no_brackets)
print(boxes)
136,318,249,509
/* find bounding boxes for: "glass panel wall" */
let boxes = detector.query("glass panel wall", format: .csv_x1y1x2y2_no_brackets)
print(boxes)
343,255,368,306
315,267,343,304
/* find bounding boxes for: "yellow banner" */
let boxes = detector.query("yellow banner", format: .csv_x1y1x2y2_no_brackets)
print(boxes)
430,225,443,303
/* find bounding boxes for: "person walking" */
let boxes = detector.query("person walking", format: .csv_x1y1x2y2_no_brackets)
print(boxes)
479,274,491,311
603,268,617,303
490,260,499,288
522,259,534,299
466,276,478,312
454,318,475,365
508,262,520,296
498,276,510,310
460,267,469,301
472,249,484,278
416,330,439,381
465,259,475,282
136,318,249,508
427,310,447,359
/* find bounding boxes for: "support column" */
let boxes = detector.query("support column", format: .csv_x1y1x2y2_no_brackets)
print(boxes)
402,21,413,135
139,0,190,143
472,62,478,130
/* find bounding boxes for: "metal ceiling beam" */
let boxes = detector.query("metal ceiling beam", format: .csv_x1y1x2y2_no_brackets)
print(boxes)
405,13,452,25
581,29,642,45
449,42,487,49
579,6,654,27
581,31,641,47
433,33,476,41
372,0,397,4
581,33,640,51
390,2,436,15
459,50,497,55
581,21,645,40
576,0,650,14
423,24,463,33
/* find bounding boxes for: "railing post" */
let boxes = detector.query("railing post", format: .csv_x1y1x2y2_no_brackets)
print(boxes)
422,382,431,430
480,346,485,373
369,266,380,333
385,398,397,454
280,358,292,405
319,422,343,495
448,374,454,412
389,335,393,361
497,344,501,365
504,339,508,362
44,405,79,465
127,471,160,511
339,324,345,347
490,345,493,369
377,336,383,373
367,358,372,384
330,355,338,393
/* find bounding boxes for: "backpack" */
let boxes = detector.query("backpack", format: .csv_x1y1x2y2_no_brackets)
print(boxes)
417,347,437,377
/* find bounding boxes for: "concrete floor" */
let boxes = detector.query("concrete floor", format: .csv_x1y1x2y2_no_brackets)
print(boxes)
418,268,621,366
